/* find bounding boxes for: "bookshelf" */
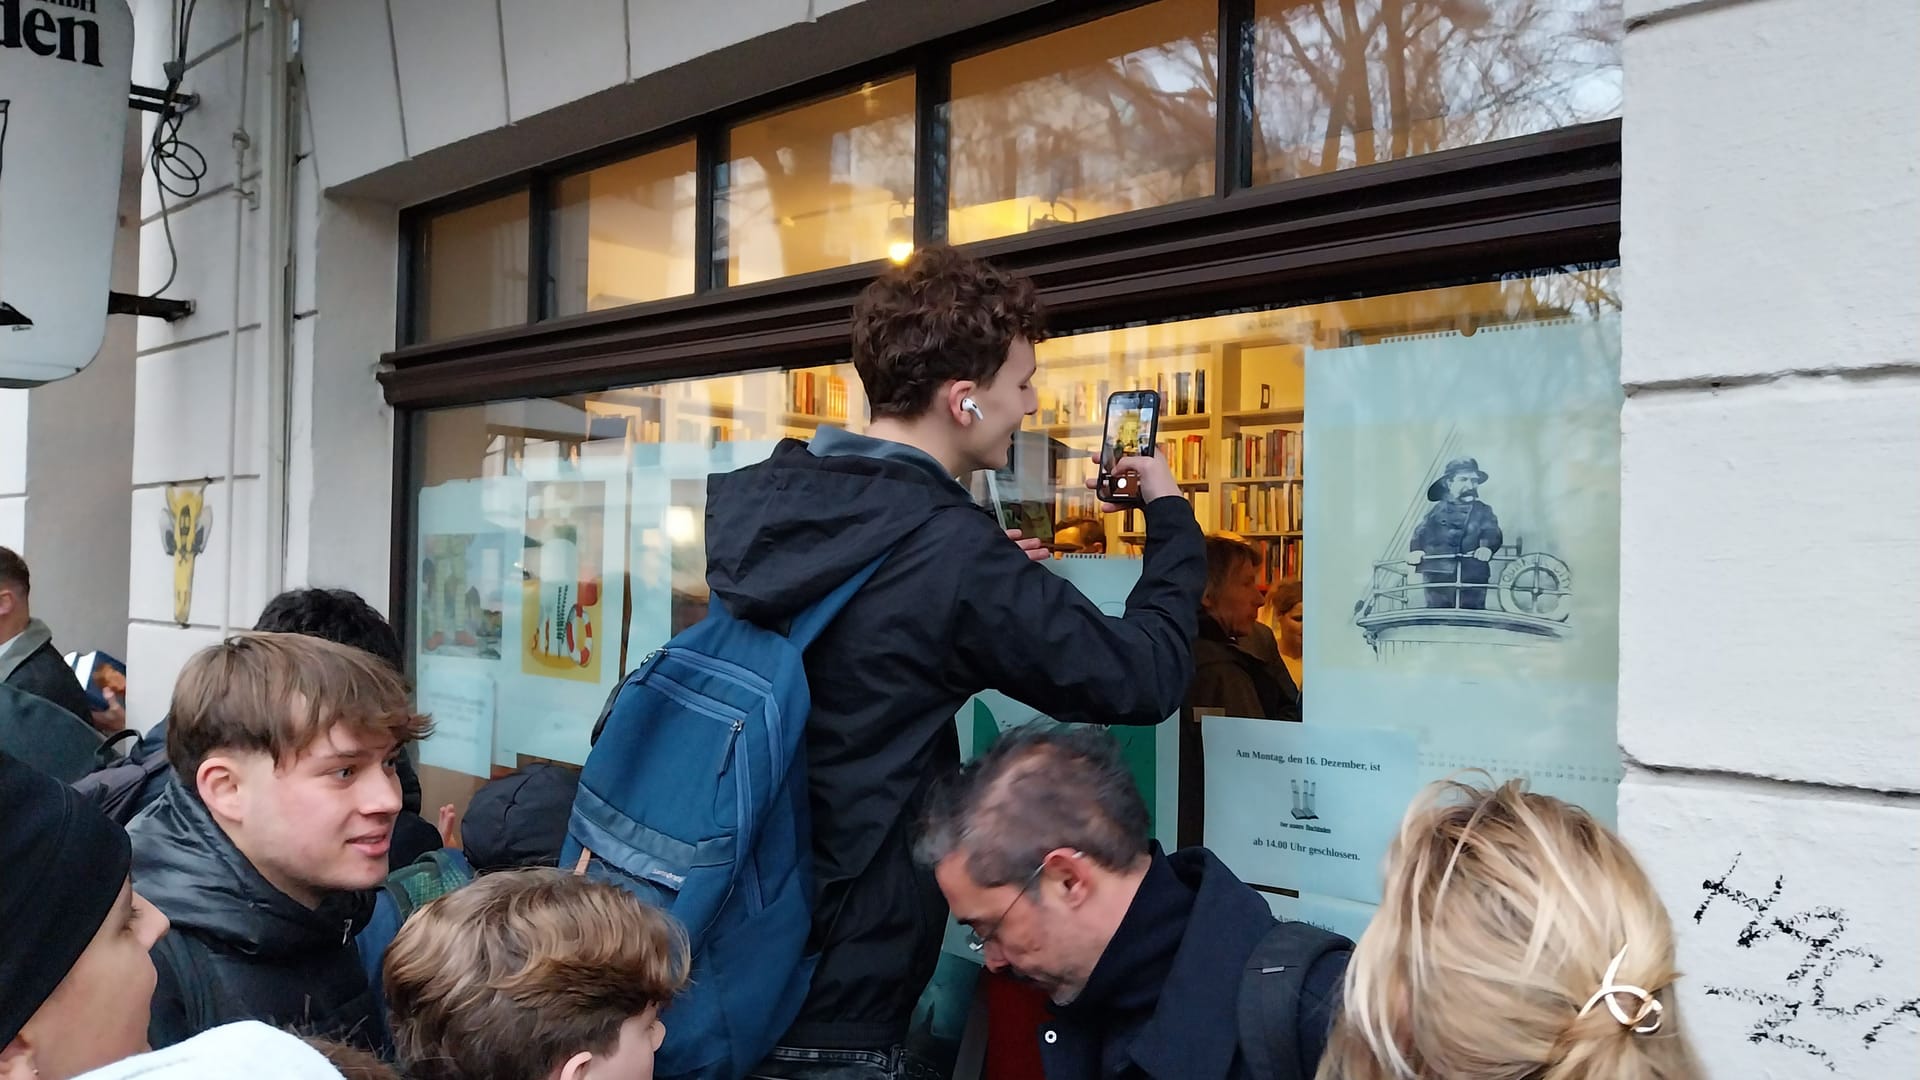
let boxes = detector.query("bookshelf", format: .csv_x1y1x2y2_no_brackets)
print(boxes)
1029,338,1307,585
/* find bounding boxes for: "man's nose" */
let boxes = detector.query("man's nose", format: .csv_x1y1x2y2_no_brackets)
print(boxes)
983,942,1009,972
364,770,403,815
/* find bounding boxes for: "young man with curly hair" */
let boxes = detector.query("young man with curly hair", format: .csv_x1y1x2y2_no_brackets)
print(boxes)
704,245,1206,1079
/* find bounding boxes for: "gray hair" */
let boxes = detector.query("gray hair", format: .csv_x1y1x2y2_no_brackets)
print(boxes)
917,723,1151,888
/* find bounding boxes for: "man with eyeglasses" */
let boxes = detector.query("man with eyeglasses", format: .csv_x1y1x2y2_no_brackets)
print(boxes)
919,725,1350,1080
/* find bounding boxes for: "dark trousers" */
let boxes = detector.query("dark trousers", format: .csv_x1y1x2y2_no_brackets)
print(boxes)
746,1045,943,1080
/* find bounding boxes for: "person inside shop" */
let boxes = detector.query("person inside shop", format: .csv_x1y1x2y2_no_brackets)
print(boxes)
0,546,99,728
1189,536,1299,723
1264,579,1304,695
921,724,1349,1080
130,632,432,1054
1317,778,1703,1080
0,750,173,1080
1051,517,1107,555
703,244,1205,1079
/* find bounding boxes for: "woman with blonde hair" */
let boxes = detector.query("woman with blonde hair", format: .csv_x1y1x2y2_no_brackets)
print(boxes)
1317,778,1702,1080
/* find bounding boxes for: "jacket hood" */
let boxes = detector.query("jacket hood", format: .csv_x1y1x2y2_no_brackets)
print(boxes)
129,780,373,959
705,439,978,624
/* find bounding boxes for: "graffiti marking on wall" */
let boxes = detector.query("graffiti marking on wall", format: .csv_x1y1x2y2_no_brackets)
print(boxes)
1694,852,1920,1070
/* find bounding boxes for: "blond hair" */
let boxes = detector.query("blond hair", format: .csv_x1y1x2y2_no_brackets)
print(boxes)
384,868,690,1080
1317,779,1702,1080
167,631,430,784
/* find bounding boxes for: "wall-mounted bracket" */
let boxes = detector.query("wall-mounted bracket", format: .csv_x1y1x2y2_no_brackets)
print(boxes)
109,292,195,322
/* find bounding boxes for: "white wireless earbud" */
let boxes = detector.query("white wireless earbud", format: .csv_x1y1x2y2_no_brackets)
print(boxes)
961,398,986,422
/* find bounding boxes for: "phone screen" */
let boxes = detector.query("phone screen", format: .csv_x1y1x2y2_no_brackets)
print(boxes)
1099,391,1159,504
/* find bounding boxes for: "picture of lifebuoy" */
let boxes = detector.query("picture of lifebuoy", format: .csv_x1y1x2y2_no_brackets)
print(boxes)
1498,553,1572,622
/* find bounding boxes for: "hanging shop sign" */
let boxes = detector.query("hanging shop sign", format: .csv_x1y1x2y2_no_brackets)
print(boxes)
0,0,135,387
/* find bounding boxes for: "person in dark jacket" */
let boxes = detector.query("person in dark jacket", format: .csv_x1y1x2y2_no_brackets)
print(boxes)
0,546,97,727
708,246,1205,1079
922,726,1347,1080
1188,536,1299,724
128,632,432,1053
131,588,441,868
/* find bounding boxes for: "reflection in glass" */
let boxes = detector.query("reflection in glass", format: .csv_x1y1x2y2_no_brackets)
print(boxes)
948,0,1218,244
551,142,697,316
421,192,531,341
1251,0,1623,184
404,269,1619,816
719,78,917,285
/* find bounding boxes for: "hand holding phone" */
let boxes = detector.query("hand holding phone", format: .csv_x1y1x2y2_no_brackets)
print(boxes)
1097,390,1161,506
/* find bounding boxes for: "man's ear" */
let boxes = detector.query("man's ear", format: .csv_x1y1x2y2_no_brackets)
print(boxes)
195,755,249,826
1048,848,1094,909
943,380,977,426
0,589,16,618
552,1049,595,1080
0,1032,40,1080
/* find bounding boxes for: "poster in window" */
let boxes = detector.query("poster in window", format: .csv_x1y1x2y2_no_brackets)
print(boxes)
1303,317,1623,821
520,479,612,683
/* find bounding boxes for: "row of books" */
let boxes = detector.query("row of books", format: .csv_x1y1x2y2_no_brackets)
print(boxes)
1225,428,1302,479
1036,367,1212,427
1224,483,1302,535
789,371,852,421
1252,537,1303,584
1160,435,1211,481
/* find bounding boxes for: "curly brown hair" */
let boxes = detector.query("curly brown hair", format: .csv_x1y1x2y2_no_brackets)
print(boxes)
851,245,1046,419
385,868,689,1080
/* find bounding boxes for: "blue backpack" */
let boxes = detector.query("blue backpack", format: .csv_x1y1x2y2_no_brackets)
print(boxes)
563,555,889,1080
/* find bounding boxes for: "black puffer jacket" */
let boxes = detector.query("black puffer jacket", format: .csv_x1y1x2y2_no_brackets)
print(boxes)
705,432,1205,1049
129,778,386,1053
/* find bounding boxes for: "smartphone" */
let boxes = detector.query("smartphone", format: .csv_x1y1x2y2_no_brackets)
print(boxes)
1097,390,1160,505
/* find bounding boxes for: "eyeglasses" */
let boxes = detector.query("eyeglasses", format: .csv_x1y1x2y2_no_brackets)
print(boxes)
965,861,1047,953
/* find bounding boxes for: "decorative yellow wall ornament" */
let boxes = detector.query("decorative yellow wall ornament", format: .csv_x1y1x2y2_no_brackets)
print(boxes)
161,484,212,627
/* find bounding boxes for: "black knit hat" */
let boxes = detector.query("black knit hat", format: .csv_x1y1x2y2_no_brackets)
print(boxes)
0,751,133,1047
461,763,579,872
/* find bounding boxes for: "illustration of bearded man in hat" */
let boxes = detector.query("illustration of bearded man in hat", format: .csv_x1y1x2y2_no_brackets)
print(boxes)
1407,458,1504,609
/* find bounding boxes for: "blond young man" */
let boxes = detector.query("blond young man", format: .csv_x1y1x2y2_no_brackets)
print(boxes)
128,632,432,1053
383,868,690,1080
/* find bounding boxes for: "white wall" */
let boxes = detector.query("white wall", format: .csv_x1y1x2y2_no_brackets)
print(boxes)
126,0,276,729
1619,0,1920,1074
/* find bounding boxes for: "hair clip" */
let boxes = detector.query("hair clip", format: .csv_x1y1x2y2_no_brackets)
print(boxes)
1578,945,1664,1034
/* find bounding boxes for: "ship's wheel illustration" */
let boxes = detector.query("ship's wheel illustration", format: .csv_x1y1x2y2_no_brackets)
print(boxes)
0,99,32,329
1499,553,1572,621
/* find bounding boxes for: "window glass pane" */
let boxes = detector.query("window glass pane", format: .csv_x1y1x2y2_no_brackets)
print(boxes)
948,0,1218,244
1251,0,1623,184
994,267,1622,880
552,142,697,316
420,192,530,341
719,78,917,285
409,362,868,807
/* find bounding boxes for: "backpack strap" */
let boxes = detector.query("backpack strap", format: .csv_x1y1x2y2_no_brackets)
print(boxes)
785,551,892,650
1237,921,1353,1080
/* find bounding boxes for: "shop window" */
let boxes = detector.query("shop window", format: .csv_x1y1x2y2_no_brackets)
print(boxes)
1250,0,1623,184
407,362,866,808
551,141,698,316
718,78,917,285
419,191,531,342
948,0,1218,245
404,267,1623,918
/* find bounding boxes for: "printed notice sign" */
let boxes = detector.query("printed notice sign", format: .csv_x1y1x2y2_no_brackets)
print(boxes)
1261,890,1377,944
416,661,496,778
1202,718,1415,904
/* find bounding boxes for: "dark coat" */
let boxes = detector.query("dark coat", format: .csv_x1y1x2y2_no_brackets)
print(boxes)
4,638,94,725
1410,500,1503,577
704,433,1205,1048
129,778,387,1054
1038,848,1346,1080
0,682,100,783
1188,616,1300,723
